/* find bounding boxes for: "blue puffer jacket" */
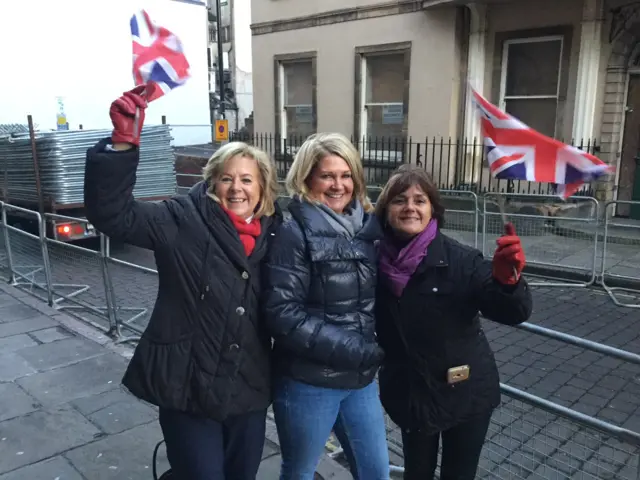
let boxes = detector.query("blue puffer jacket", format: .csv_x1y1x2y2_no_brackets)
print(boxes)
263,197,384,390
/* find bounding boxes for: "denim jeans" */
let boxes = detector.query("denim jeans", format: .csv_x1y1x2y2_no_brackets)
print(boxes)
272,376,390,480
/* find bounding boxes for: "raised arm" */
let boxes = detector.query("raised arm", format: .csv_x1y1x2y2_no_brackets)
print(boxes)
264,221,383,370
83,87,180,250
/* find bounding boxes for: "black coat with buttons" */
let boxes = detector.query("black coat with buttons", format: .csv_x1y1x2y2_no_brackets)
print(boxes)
84,139,280,421
376,230,533,434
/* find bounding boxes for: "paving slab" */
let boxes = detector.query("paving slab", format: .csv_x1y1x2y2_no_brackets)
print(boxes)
0,382,40,422
0,333,38,353
0,406,101,474
0,315,57,337
30,325,75,344
16,336,106,371
0,456,84,480
64,421,167,480
16,353,125,406
0,302,43,323
0,351,37,381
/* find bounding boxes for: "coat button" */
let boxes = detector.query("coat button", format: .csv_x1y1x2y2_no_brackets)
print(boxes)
229,343,239,352
242,271,249,280
236,306,245,315
432,287,438,292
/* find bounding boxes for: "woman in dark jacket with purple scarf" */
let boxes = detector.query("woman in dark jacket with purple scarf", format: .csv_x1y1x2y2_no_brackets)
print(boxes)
374,165,533,480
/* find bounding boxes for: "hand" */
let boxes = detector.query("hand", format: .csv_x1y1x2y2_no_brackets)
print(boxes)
110,86,148,147
361,343,384,368
492,222,526,285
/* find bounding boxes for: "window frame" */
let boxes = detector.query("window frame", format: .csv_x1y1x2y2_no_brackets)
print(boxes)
274,52,317,152
354,42,411,162
498,35,564,136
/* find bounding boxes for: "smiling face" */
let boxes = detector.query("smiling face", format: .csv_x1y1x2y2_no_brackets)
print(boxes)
213,155,262,219
306,154,354,214
386,184,432,238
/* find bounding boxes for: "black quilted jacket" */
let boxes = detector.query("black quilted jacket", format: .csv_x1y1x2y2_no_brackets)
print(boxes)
376,230,533,434
264,198,384,390
84,139,280,421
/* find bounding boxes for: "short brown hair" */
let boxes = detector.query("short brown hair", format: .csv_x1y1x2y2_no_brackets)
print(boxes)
375,164,445,228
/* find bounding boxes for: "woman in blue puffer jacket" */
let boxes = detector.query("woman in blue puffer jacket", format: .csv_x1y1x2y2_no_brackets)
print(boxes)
264,133,389,480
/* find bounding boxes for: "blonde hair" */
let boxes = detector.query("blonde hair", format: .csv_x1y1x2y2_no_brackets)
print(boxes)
202,141,279,218
285,133,373,212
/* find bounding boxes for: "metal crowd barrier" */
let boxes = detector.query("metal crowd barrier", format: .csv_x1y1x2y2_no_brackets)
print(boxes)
1,202,53,305
601,201,640,309
440,190,479,248
42,213,117,334
483,193,600,288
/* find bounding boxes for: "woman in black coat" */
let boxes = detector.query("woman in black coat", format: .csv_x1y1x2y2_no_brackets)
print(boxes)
84,87,281,479
374,165,533,480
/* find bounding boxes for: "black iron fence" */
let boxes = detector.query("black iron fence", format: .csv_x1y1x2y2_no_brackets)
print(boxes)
230,133,602,197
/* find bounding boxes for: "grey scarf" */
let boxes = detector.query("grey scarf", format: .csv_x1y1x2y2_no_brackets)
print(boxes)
315,200,364,239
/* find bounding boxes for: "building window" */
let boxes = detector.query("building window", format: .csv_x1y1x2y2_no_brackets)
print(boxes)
499,36,563,138
275,54,317,146
209,25,230,44
355,43,410,160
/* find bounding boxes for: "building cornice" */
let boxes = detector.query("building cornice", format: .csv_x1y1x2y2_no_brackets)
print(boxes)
251,0,424,36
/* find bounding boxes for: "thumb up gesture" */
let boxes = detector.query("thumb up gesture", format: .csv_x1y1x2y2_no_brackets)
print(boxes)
492,222,526,285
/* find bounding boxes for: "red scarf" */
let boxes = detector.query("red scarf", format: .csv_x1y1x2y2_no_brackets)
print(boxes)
221,206,262,256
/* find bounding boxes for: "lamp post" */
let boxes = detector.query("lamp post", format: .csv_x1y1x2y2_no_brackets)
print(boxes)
215,0,225,119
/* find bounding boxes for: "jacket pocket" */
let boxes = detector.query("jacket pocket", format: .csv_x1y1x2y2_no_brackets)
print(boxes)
125,335,194,410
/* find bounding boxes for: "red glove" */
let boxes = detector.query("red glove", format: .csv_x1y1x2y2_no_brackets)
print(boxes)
110,86,148,147
492,222,526,285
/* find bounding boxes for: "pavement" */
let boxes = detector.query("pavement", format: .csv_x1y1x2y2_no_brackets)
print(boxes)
0,284,350,480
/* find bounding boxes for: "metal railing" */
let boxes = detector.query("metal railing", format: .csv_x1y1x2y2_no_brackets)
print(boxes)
2,194,640,478
601,201,640,309
231,132,601,198
483,193,600,288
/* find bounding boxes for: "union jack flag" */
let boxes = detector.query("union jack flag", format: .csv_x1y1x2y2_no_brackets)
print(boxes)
130,10,191,102
472,88,612,198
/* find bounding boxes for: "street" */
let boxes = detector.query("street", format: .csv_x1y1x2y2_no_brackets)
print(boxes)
2,225,640,478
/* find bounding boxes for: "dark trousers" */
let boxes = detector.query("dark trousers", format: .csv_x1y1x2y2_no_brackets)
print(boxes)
401,412,492,480
159,407,267,480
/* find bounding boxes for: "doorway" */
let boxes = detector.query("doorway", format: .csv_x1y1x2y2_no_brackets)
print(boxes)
619,74,640,218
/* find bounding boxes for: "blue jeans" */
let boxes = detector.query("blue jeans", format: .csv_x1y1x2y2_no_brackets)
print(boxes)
273,376,390,480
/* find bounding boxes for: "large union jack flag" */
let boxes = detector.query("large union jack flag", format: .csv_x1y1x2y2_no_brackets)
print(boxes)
472,88,612,198
130,10,191,102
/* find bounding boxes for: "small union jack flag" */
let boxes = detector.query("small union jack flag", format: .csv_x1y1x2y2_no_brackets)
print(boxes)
130,10,191,102
471,88,612,199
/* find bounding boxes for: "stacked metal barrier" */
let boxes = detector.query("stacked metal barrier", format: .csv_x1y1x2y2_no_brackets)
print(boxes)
2,195,640,478
0,126,176,204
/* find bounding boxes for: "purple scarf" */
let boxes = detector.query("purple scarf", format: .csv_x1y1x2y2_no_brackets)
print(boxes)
378,219,438,297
